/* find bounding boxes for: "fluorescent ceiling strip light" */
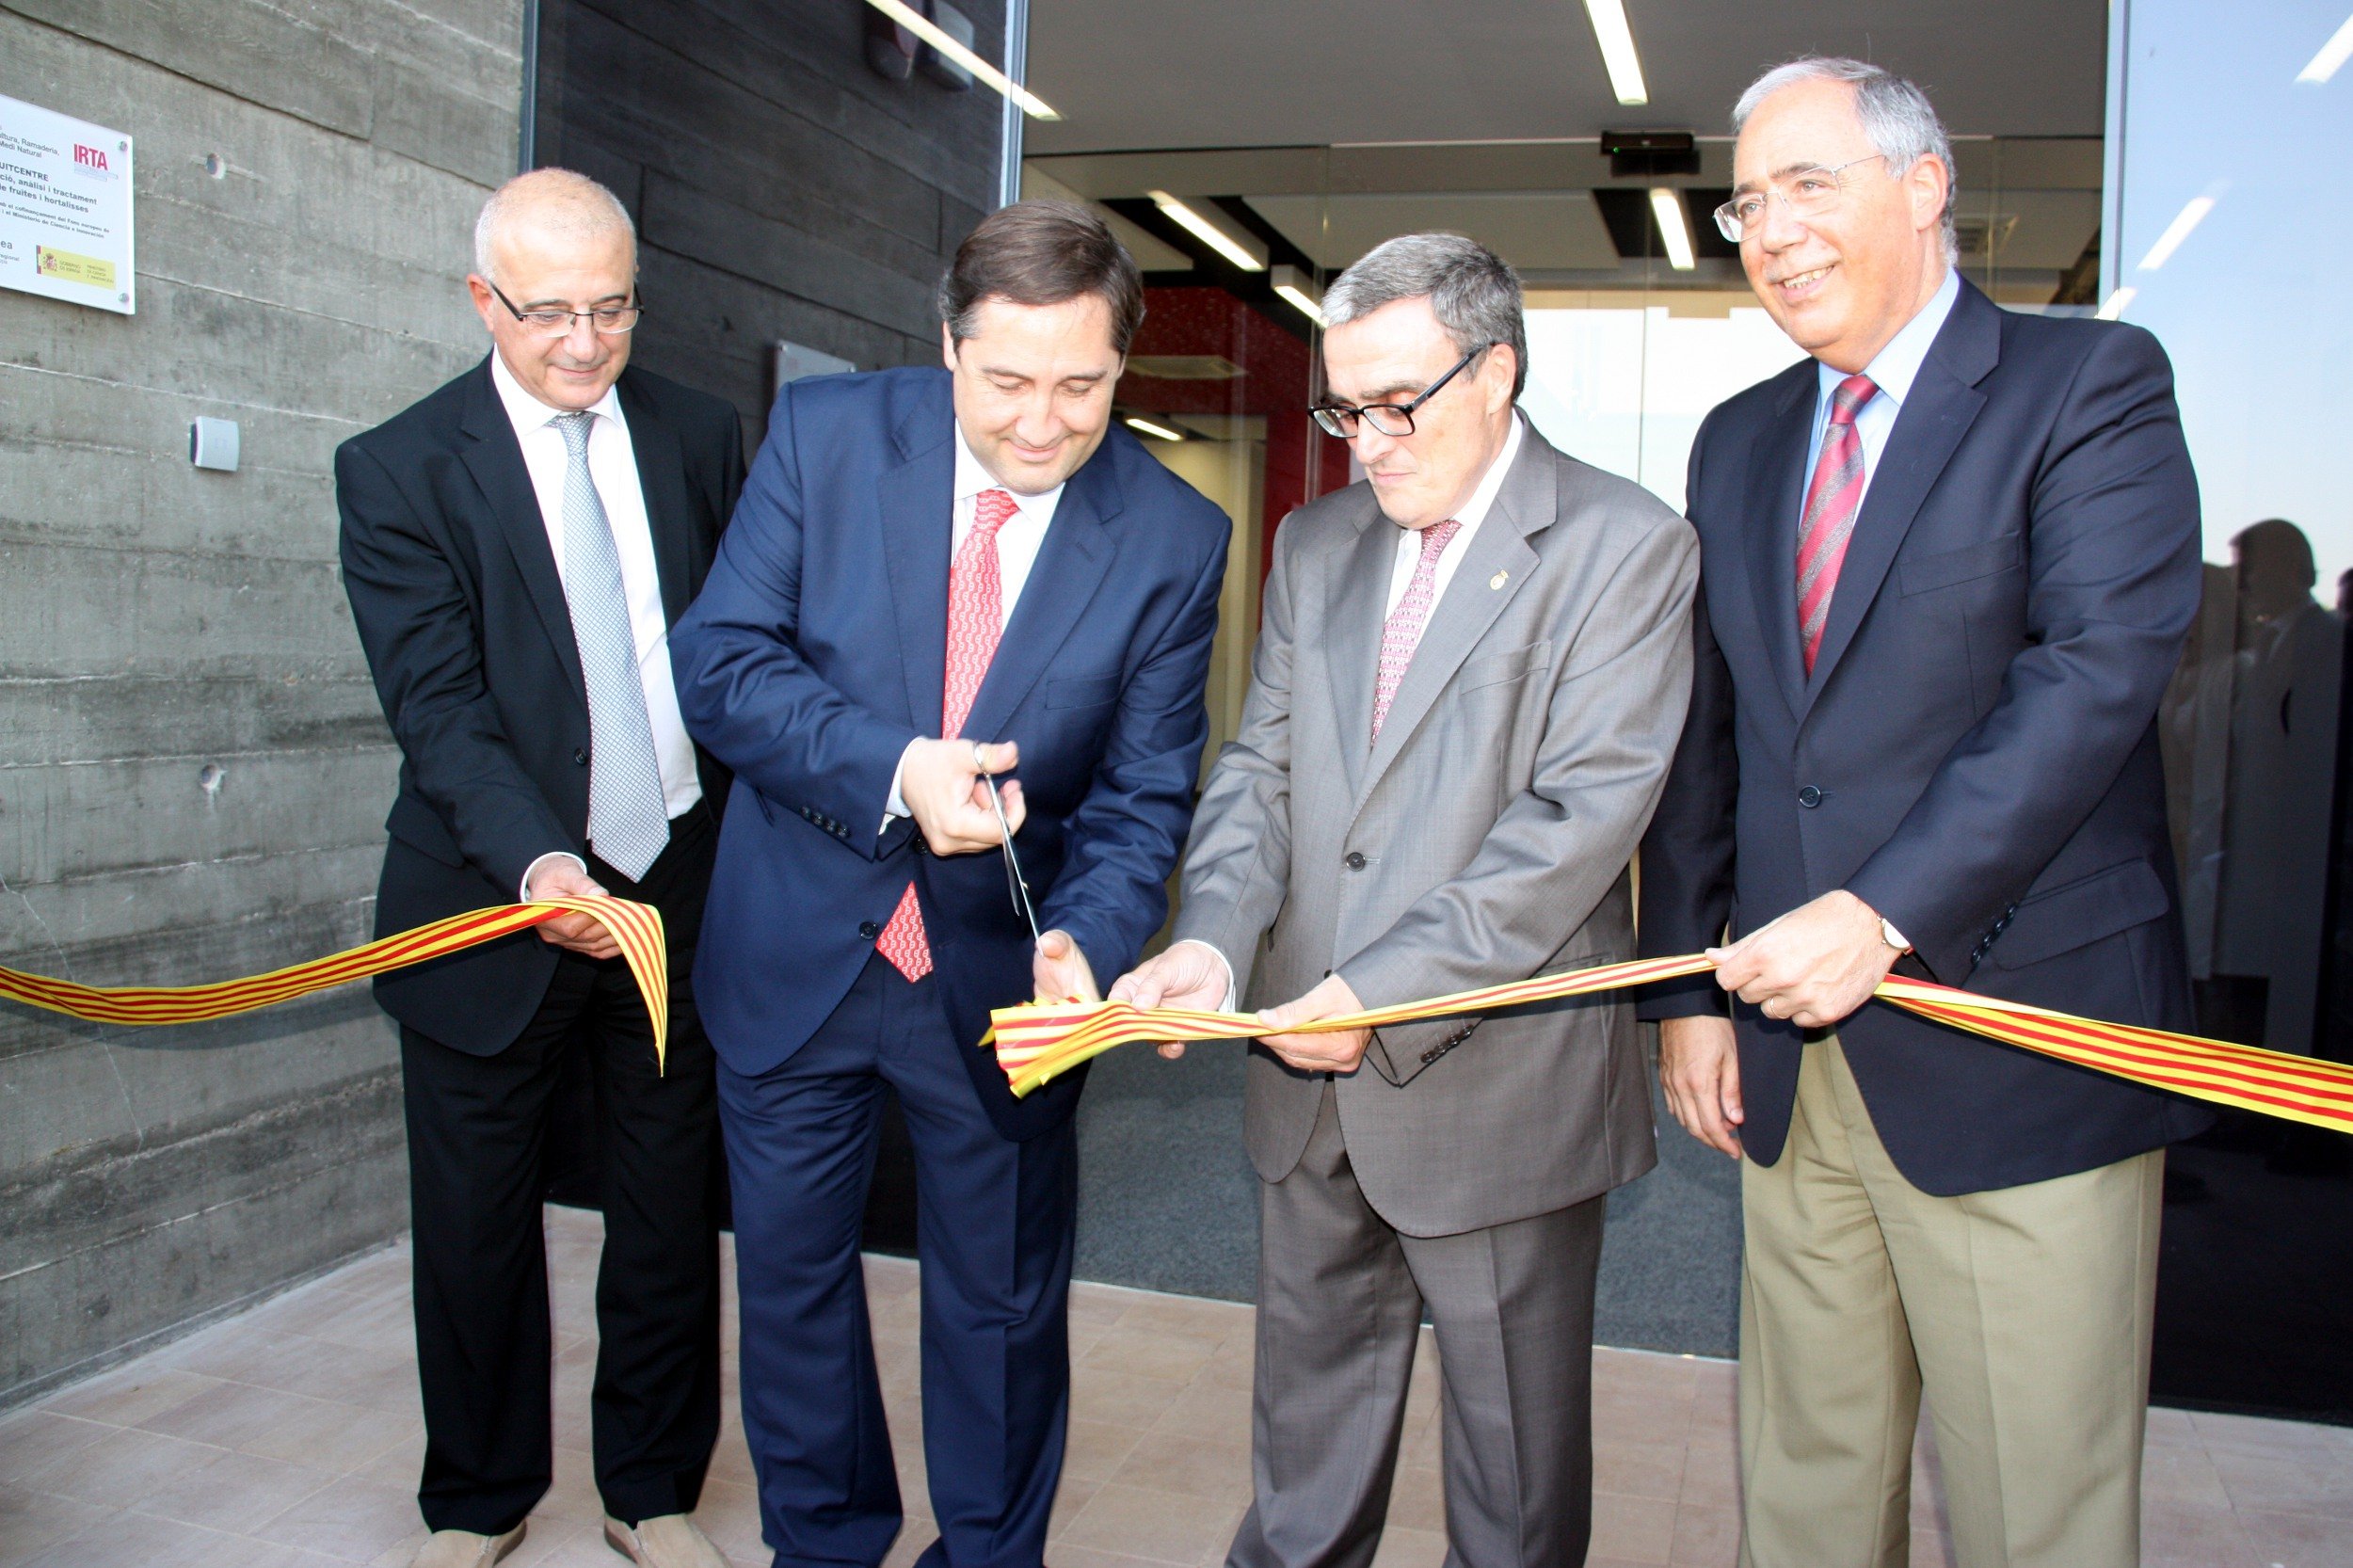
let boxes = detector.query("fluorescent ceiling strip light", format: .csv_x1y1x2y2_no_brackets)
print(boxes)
1146,191,1267,271
1125,416,1184,441
862,0,1060,120
2095,286,2137,321
1271,264,1325,326
1649,188,1696,270
2136,195,2215,270
1583,0,1650,105
2297,10,2353,83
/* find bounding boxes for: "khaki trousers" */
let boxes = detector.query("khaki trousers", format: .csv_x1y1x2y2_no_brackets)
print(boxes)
1737,1037,2163,1568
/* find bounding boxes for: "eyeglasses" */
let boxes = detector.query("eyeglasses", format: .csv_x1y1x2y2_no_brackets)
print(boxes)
1311,344,1492,440
1713,154,1889,244
488,280,645,337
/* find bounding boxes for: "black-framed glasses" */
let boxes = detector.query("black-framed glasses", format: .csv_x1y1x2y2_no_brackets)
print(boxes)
488,280,645,338
1311,344,1492,439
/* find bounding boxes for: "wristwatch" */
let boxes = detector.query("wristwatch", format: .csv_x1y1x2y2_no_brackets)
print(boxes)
1881,916,1913,953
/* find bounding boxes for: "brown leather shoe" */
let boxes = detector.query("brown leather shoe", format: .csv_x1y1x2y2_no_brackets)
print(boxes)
603,1512,729,1567
411,1522,526,1568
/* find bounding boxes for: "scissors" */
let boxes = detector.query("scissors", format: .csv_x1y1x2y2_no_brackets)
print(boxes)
976,741,1042,945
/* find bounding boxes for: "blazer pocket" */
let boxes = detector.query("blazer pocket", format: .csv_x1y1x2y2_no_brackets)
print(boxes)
1985,857,2169,970
1897,534,2024,597
1045,671,1121,710
1457,639,1550,693
385,793,468,869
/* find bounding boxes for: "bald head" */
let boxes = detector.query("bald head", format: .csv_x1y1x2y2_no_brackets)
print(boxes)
467,169,638,411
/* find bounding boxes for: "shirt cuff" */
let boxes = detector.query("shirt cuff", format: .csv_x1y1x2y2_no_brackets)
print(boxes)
521,851,588,903
880,741,919,836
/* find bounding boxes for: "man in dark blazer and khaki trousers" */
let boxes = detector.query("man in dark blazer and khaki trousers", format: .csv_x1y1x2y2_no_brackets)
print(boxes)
1117,234,1697,1568
338,169,742,1568
1639,61,2209,1568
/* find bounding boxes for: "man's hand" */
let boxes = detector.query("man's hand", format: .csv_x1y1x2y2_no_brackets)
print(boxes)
1033,929,1098,1004
1256,974,1371,1074
902,739,1026,856
524,857,621,961
1110,939,1233,1060
1707,888,1899,1029
1659,1015,1744,1159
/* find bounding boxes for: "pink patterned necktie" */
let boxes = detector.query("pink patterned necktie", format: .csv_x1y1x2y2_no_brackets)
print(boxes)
1797,374,1878,673
1371,518,1462,740
876,488,1020,983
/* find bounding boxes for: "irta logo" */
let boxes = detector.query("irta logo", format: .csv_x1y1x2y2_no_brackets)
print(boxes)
73,144,109,171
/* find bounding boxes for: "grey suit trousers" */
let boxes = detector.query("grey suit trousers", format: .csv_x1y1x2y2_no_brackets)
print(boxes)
1227,1083,1607,1568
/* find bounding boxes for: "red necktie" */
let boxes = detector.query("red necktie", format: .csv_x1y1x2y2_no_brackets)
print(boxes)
1371,519,1462,739
876,488,1019,982
1796,374,1878,673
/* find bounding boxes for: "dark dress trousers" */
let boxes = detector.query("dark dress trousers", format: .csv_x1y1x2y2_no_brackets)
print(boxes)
669,366,1229,1568
1639,280,2215,1195
337,357,744,1533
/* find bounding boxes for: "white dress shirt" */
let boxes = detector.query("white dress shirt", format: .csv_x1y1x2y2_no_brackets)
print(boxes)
1383,410,1527,616
881,422,1069,826
1801,267,1961,519
1800,267,1959,953
492,353,700,899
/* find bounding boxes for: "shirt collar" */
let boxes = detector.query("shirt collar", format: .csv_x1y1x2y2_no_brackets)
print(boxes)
1816,266,1961,413
952,420,1065,518
489,348,623,435
1437,410,1527,536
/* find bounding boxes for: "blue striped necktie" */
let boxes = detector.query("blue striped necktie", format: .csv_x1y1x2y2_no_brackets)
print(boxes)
553,411,669,881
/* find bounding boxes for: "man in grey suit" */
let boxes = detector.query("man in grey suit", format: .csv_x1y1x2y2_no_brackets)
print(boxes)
1112,234,1698,1567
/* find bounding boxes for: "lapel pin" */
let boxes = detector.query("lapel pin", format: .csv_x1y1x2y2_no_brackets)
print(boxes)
1489,569,1509,590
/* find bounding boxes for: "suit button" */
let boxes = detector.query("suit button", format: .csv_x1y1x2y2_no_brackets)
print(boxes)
572,747,588,766
1797,785,1822,808
858,920,880,940
1345,852,1367,871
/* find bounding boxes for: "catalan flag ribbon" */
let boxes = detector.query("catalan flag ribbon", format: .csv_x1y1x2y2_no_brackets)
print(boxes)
0,897,672,1068
988,954,2353,1135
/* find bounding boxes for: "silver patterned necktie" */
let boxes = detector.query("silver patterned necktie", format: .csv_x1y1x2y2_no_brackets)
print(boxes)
553,411,669,881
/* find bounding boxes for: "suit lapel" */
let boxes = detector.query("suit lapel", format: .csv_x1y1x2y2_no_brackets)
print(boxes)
1323,495,1394,804
457,360,586,712
878,397,956,733
1744,364,1817,719
1353,434,1549,813
617,371,695,627
1799,283,1999,713
962,450,1122,743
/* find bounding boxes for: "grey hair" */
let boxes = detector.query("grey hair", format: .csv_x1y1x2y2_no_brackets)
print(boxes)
1321,232,1528,399
473,168,635,283
1733,56,1958,261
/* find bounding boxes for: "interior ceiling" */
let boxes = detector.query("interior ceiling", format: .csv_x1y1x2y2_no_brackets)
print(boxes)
1024,0,2107,152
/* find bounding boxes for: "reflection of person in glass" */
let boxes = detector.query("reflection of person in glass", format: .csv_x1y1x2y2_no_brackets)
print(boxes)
2211,520,2343,1055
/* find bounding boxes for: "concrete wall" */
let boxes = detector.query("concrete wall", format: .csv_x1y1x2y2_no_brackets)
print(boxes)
0,0,526,1405
533,0,1008,441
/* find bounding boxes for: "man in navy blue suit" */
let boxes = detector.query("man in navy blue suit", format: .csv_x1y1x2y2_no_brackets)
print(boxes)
1638,59,2208,1568
670,201,1229,1568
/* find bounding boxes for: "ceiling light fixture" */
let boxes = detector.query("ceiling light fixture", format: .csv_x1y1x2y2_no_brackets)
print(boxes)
2297,10,2353,83
2137,195,2216,270
1125,415,1185,442
1271,264,1325,326
1649,188,1696,269
1583,0,1650,106
860,0,1060,119
2095,286,2137,321
1146,192,1267,271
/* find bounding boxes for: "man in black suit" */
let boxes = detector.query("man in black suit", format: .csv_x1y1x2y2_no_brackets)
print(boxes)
1638,60,2209,1568
338,168,742,1568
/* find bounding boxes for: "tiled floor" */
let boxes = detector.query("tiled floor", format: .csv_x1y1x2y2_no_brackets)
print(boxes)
3,1208,2346,1567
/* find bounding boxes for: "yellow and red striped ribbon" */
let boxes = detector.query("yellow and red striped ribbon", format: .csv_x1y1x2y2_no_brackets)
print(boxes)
989,953,2353,1134
0,897,671,1067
